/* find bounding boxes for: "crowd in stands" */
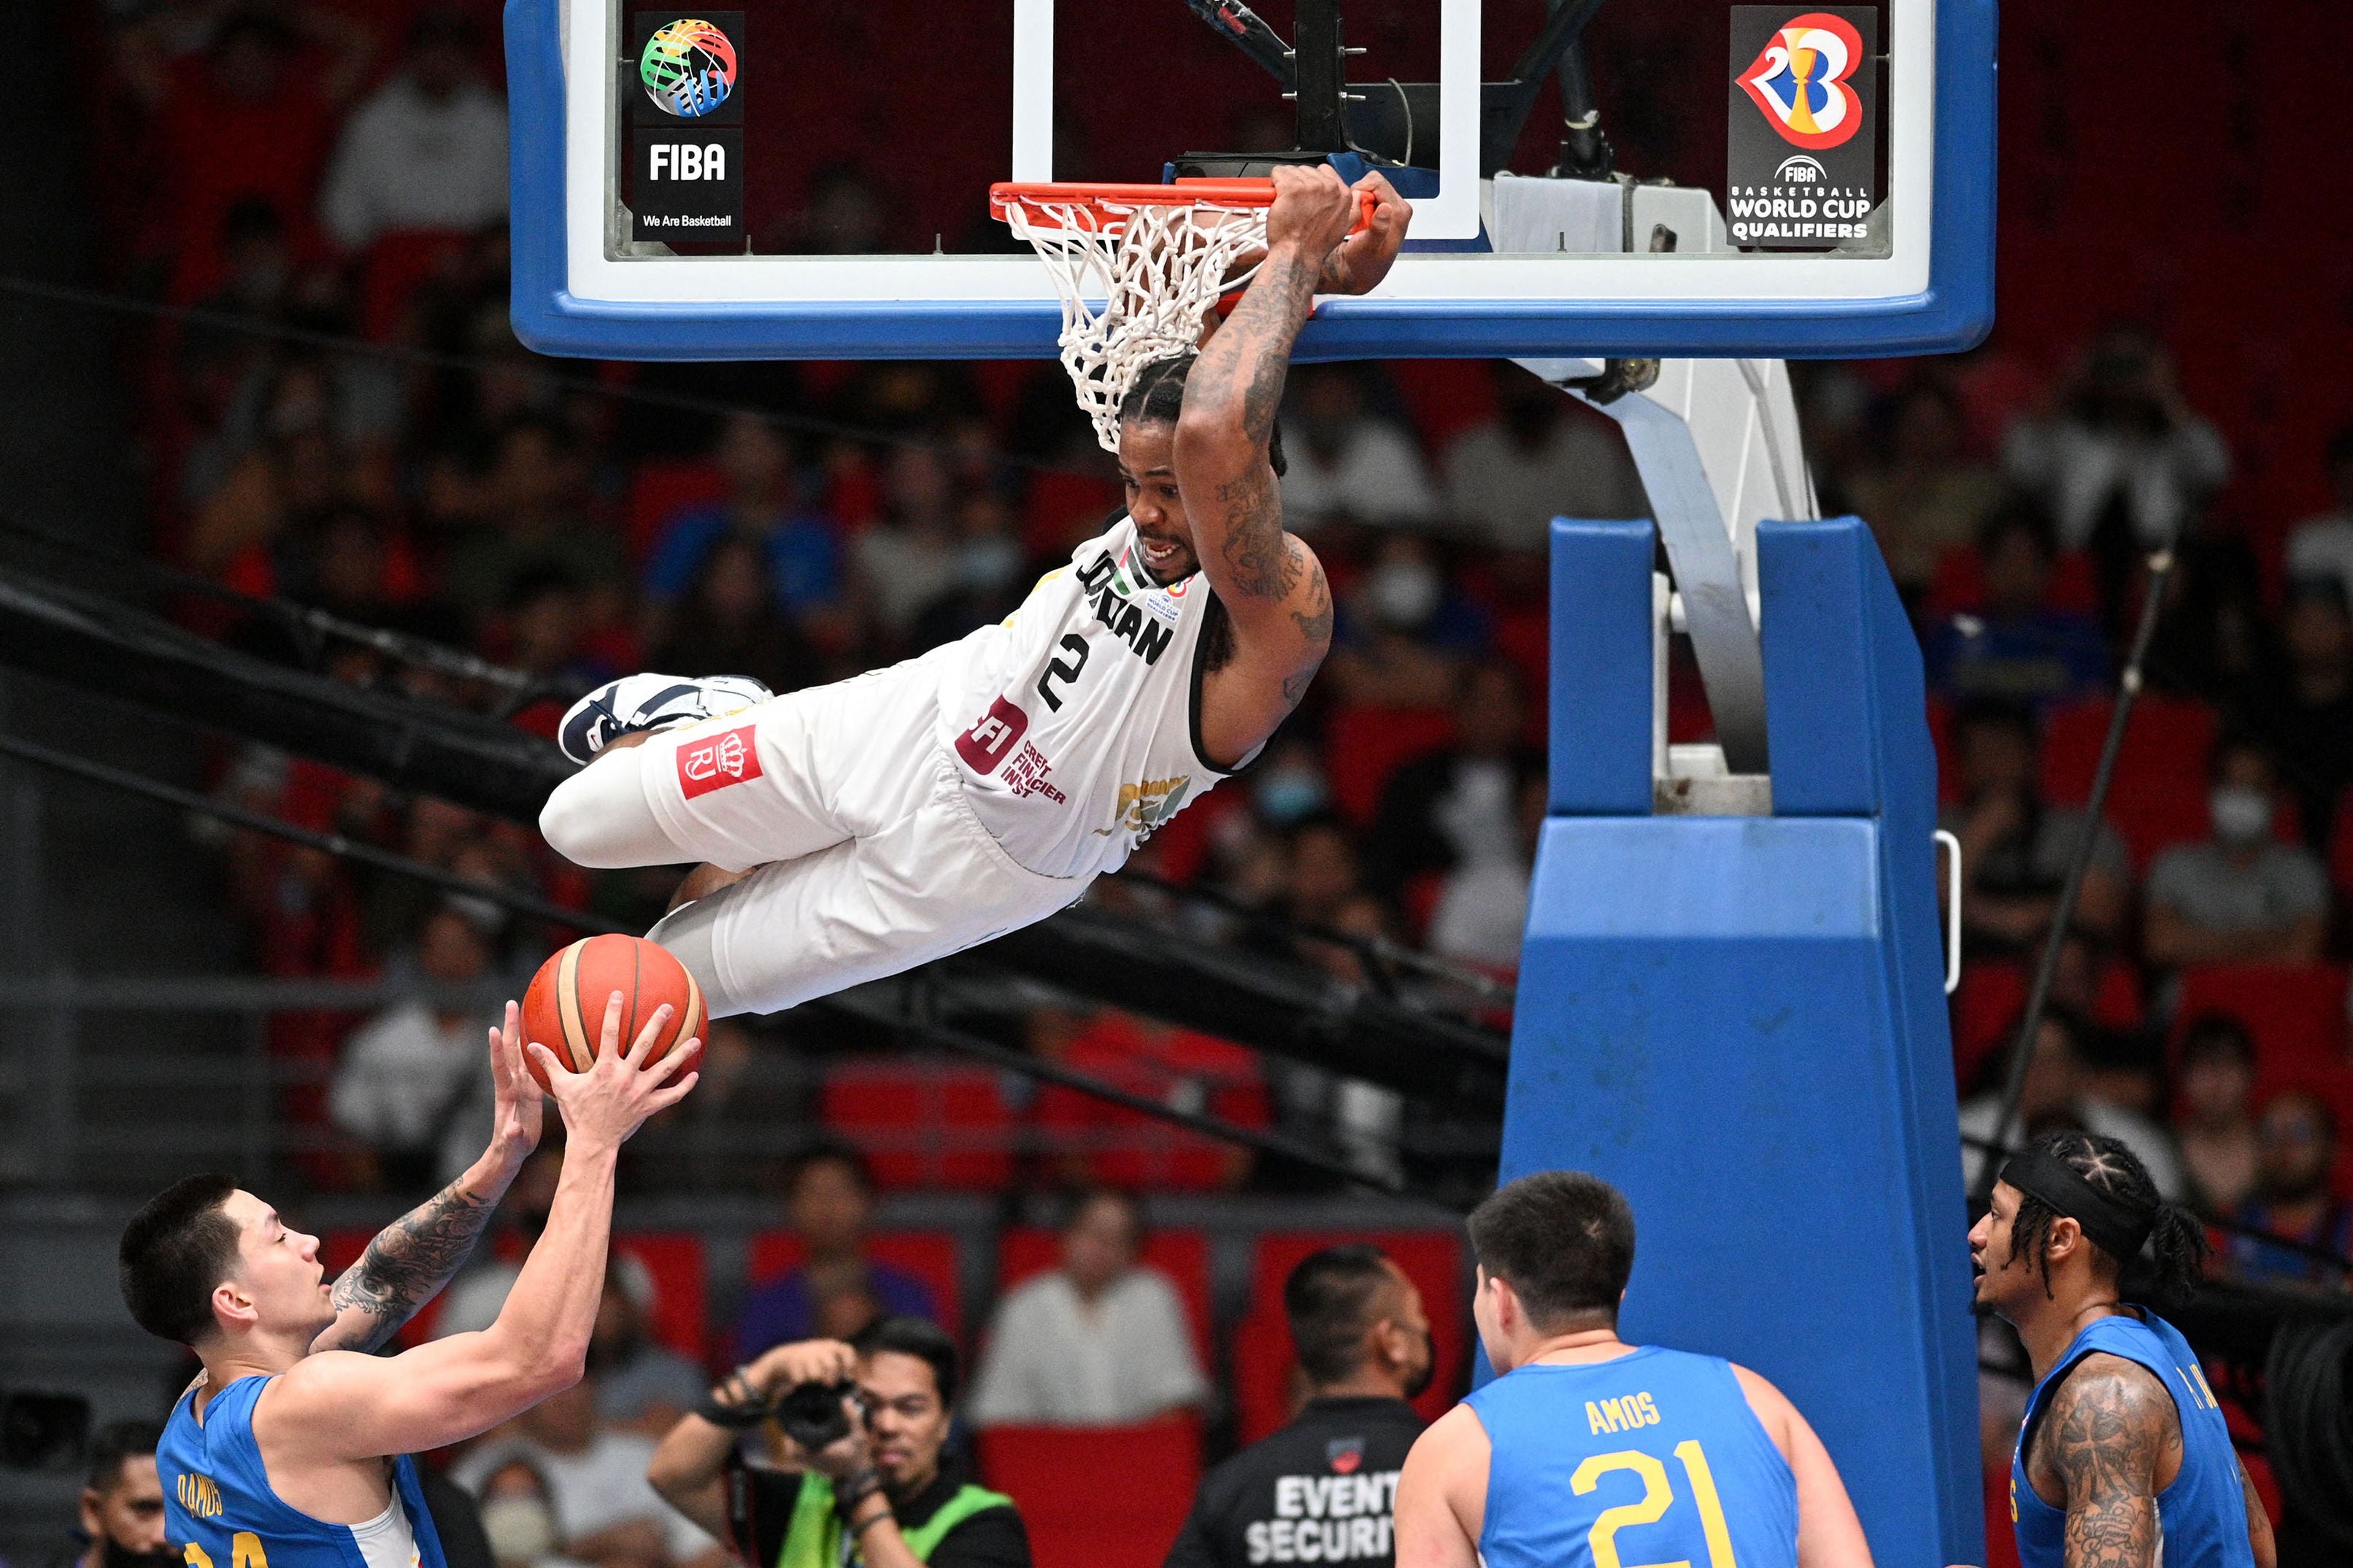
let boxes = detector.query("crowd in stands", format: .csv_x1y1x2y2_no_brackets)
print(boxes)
72,2,2353,1286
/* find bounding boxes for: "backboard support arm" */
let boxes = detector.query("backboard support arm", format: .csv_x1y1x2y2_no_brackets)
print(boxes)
1513,355,1819,779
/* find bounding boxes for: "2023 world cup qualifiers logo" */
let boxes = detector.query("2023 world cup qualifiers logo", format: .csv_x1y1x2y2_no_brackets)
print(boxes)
640,18,737,117
1735,12,1865,149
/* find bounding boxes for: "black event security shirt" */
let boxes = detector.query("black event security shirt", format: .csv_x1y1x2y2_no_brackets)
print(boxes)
727,1455,1032,1568
1163,1397,1425,1568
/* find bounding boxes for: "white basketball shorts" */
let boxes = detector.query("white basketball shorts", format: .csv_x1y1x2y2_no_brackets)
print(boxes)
538,649,1091,1017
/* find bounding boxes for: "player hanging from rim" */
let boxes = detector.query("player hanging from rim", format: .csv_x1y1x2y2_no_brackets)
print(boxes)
536,165,1411,1019
126,998,697,1568
1970,1130,2276,1568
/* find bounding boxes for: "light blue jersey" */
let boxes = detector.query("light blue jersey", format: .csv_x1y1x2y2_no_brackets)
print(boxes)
161,1375,447,1568
1463,1347,1799,1568
2010,1309,2254,1568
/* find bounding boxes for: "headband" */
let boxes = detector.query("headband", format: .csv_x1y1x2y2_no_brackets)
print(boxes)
2001,1145,2157,1262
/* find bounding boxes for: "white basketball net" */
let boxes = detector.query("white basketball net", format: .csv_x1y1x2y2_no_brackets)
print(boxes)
1005,193,1271,452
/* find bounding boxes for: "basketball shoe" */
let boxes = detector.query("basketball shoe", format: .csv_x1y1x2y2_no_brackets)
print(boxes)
557,673,773,765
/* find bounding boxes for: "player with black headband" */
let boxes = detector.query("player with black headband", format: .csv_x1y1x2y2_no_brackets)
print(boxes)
1970,1129,2276,1568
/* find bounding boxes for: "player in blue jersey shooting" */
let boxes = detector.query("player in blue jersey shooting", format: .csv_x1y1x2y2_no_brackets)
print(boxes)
1392,1171,1874,1568
1971,1130,2275,1568
122,997,696,1568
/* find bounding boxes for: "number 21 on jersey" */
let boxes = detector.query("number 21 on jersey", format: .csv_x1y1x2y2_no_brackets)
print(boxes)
1573,1440,1741,1568
185,1536,268,1568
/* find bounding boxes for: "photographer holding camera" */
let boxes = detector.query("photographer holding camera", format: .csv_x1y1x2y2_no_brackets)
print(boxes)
647,1316,1029,1568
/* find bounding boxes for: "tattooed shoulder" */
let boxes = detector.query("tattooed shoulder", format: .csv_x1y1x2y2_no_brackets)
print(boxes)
2033,1354,2176,1568
1290,558,1333,645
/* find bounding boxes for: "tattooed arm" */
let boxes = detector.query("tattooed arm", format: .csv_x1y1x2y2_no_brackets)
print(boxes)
2027,1355,2181,1568
310,1000,544,1354
2237,1456,2278,1568
1174,166,1408,764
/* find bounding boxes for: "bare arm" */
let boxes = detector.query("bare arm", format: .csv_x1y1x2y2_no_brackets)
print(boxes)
1393,1405,1487,1568
1172,168,1375,760
312,1003,543,1354
2028,1356,2179,1568
647,1340,858,1539
1732,1366,1873,1568
267,997,698,1460
2237,1456,2278,1568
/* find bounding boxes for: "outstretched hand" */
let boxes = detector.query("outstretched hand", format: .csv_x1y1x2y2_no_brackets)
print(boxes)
524,992,699,1152
485,1000,544,1167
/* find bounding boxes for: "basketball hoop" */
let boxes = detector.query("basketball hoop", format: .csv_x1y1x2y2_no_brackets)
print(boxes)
992,179,1367,453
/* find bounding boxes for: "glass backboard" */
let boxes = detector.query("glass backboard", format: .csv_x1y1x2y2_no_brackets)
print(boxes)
505,0,1993,360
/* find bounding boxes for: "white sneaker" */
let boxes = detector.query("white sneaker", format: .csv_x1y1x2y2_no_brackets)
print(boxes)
557,673,774,765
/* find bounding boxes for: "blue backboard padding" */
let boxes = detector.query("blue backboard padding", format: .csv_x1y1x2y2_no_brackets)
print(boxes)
504,0,1995,360
1501,516,1981,1566
1547,517,1655,816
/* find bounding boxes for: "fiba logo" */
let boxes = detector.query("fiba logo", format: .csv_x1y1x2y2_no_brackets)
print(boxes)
1776,155,1828,183
1736,12,1865,150
640,18,737,117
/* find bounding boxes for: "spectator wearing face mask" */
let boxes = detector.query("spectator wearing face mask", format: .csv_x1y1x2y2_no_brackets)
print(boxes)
2284,426,2353,614
2227,1092,2353,1289
454,1380,724,1568
2144,736,2330,968
60,1423,170,1568
1327,537,1487,709
477,1461,592,1568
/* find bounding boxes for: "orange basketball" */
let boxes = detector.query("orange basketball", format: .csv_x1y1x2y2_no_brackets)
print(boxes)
520,935,705,1092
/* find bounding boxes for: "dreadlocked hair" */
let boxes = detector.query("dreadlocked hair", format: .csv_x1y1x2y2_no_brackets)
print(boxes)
1116,352,1287,476
2006,1129,2208,1301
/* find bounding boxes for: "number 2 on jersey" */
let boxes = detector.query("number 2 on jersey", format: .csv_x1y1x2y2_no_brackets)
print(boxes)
185,1534,269,1568
1571,1440,1739,1568
1035,634,1089,711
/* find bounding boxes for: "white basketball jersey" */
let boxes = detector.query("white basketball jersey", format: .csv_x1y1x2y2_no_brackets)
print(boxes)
939,516,1251,878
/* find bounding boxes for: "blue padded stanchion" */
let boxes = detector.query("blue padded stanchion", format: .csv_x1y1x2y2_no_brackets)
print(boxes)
1498,514,1981,1567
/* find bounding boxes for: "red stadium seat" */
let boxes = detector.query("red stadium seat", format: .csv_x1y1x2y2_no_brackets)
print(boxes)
356,229,469,342
1233,1231,1466,1443
1026,1019,1270,1192
2172,964,2351,1090
615,1232,707,1363
977,1415,1201,1568
820,1059,1017,1193
625,458,733,563
2038,695,2218,870
1324,706,1456,825
746,1229,964,1340
994,1227,1213,1372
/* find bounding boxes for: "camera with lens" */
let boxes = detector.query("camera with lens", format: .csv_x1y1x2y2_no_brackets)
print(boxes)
771,1380,860,1451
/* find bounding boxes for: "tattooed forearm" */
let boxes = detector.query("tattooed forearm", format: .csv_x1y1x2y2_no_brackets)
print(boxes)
320,1178,499,1351
2036,1360,2173,1568
1214,468,1303,600
1187,249,1319,447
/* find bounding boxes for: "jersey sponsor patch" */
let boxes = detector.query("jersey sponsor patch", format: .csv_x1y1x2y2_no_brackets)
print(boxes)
956,698,1030,774
1001,740,1067,804
676,722,763,798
